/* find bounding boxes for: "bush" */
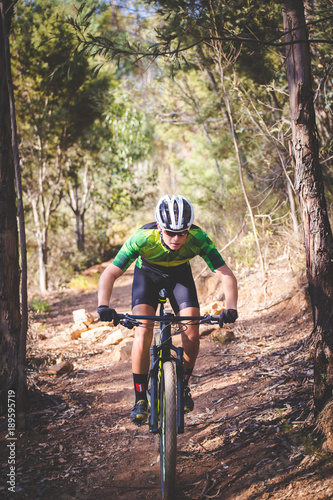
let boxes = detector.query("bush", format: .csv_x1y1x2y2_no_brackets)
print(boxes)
29,297,52,313
67,273,99,292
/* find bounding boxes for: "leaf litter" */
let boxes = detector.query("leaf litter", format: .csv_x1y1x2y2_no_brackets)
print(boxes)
1,264,333,499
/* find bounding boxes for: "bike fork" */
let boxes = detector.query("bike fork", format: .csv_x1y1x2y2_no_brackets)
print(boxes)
176,346,184,434
149,345,185,435
149,344,159,433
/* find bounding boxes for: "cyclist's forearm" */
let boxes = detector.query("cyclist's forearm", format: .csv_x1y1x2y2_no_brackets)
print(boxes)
223,273,238,309
98,264,124,306
214,264,238,310
98,279,115,306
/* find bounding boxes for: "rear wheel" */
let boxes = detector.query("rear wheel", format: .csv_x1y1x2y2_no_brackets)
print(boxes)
159,361,177,500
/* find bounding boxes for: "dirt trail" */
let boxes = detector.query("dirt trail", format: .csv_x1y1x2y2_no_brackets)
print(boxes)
1,263,333,499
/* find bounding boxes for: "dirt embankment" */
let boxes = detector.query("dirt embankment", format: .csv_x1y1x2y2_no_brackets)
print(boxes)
1,262,333,499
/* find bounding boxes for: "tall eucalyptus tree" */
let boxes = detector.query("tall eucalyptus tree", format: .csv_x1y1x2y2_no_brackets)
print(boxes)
0,0,24,419
282,0,333,413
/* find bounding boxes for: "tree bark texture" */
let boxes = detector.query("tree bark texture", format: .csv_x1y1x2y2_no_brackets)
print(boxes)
76,212,85,252
0,0,21,398
282,0,333,412
38,240,48,296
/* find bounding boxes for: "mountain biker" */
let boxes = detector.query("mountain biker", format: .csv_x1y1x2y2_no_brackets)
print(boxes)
98,195,238,425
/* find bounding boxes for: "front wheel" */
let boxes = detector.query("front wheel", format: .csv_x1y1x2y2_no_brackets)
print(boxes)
159,361,177,500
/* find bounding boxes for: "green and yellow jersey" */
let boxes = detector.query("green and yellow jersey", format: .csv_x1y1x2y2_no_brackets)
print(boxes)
112,222,225,272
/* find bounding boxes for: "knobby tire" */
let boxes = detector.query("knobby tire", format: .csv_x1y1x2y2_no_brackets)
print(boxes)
154,330,161,452
159,361,177,500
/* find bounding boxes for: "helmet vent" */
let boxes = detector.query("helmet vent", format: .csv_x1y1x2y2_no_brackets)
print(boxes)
155,195,194,231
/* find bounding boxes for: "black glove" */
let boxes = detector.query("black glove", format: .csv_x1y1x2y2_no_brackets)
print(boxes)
97,305,120,326
219,309,238,327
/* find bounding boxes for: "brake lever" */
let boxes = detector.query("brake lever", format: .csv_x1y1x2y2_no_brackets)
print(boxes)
120,316,140,330
199,315,219,325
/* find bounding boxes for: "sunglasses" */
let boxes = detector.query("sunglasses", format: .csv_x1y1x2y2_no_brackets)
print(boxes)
163,229,189,237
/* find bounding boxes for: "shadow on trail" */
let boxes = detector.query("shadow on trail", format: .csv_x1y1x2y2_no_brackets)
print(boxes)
173,327,317,499
4,295,322,500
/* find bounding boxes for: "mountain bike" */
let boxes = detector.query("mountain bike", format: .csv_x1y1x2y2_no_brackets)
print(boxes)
117,290,220,500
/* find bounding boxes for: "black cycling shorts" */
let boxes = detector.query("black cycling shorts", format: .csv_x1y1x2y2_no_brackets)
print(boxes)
132,260,199,314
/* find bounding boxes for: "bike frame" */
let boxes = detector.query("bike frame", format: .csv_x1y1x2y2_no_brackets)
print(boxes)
118,297,219,436
117,294,219,500
149,299,185,435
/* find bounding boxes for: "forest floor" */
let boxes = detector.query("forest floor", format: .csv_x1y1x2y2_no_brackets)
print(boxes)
1,258,333,500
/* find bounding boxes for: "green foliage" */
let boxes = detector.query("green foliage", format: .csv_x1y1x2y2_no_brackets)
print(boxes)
232,232,258,268
280,416,326,457
67,273,99,292
11,0,333,292
11,0,156,292
12,1,111,178
29,297,52,313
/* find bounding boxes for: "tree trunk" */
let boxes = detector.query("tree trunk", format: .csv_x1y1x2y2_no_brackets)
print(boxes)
286,179,299,234
282,0,333,412
76,212,85,252
66,169,92,252
38,237,48,296
0,0,21,402
1,0,28,425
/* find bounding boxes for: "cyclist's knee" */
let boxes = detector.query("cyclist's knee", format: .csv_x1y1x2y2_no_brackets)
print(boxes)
135,326,153,344
183,323,199,341
182,329,199,349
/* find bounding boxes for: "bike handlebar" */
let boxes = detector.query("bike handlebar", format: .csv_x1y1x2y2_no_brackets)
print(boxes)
117,313,220,329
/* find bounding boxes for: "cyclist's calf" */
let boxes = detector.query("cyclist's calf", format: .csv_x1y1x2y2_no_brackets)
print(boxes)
179,306,200,369
132,324,154,373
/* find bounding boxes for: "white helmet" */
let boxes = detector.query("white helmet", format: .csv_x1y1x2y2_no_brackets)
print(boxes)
155,195,194,232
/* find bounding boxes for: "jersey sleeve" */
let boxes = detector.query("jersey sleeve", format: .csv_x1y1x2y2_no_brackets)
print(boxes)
197,230,226,271
112,229,147,272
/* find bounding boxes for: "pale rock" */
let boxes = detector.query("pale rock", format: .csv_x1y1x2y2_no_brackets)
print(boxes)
93,320,113,328
211,329,236,344
69,309,95,340
199,325,218,337
102,329,127,346
73,308,94,325
201,301,225,315
80,326,113,341
69,319,114,340
70,325,89,340
110,338,133,362
48,360,73,376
